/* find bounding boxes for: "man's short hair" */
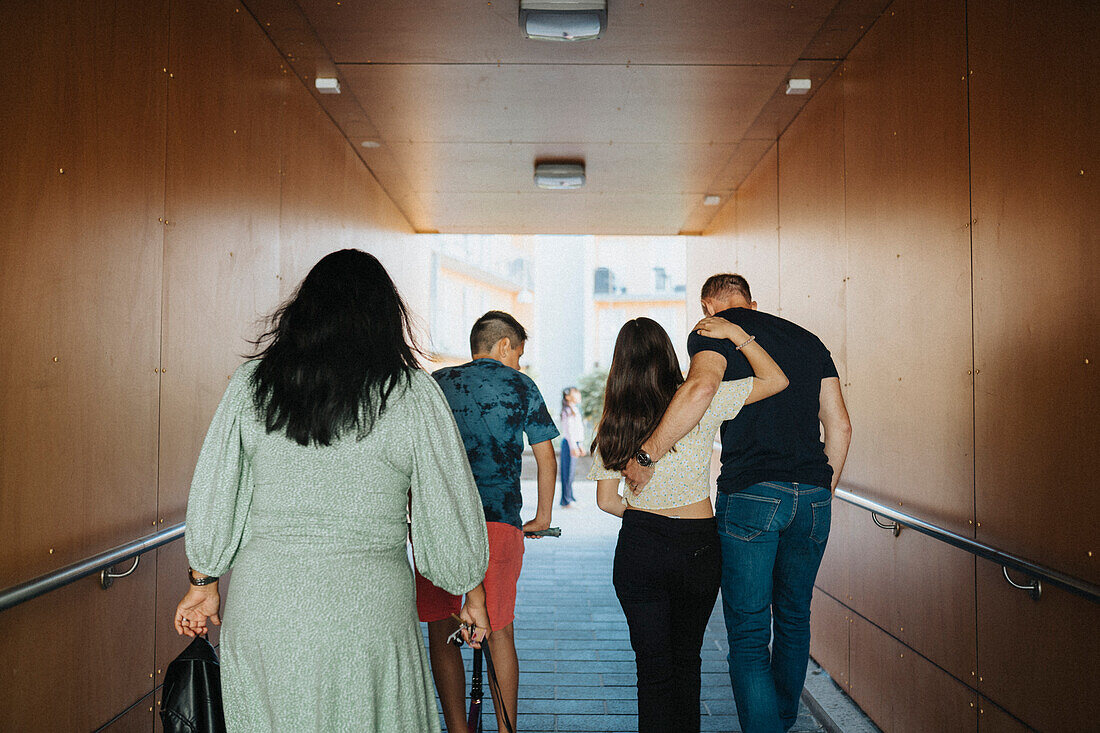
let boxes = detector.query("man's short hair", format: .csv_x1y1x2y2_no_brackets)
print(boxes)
700,273,752,303
470,310,528,355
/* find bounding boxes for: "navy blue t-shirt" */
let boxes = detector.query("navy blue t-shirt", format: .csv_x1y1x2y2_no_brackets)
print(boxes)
687,308,839,493
432,359,559,529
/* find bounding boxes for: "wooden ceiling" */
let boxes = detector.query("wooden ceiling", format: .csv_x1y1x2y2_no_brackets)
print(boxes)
242,0,889,234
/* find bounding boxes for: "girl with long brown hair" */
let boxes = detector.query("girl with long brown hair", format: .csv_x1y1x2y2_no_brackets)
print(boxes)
588,315,787,733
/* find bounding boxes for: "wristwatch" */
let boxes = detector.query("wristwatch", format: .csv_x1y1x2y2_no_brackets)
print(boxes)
635,449,654,468
188,567,219,586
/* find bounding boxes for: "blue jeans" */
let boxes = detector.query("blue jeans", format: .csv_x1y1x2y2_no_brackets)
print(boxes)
716,482,832,733
559,439,576,505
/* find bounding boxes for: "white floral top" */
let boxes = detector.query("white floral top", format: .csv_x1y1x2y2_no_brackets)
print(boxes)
587,378,753,510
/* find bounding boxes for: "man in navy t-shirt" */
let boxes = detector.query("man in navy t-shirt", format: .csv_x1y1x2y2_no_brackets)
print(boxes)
416,310,559,733
624,274,852,733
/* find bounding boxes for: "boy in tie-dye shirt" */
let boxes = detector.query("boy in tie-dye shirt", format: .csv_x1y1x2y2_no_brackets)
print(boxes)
415,310,558,733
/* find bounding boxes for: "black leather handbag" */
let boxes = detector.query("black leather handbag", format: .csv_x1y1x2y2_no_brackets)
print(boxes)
159,635,227,733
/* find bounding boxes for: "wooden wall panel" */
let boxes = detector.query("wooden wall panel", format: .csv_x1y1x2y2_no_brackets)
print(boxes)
849,614,977,733
0,0,166,583
968,0,1100,585
840,0,974,532
777,72,847,378
278,78,418,302
845,518,975,682
278,84,370,298
103,692,157,733
977,698,1031,733
0,562,157,730
734,145,780,311
809,590,850,691
975,558,1100,731
0,0,166,730
844,507,896,634
813,495,851,603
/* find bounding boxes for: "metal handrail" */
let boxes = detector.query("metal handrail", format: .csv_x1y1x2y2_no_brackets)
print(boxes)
835,488,1100,605
0,523,185,612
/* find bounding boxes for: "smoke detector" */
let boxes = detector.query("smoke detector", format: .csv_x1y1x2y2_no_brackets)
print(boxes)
534,162,586,189
519,0,607,41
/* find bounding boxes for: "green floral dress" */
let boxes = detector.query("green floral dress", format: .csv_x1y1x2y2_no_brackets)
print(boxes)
185,362,489,732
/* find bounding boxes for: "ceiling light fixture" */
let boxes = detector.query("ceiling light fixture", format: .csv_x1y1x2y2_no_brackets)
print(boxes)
703,195,722,206
315,77,341,94
785,78,811,95
360,140,382,148
519,0,607,41
534,162,586,189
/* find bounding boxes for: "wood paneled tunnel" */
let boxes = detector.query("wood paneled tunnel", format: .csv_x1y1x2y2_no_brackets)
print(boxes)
1,0,1096,730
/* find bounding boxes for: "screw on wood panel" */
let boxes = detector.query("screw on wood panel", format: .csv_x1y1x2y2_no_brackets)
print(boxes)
152,521,157,526
59,168,65,174
169,73,174,78
49,548,54,554
975,369,981,374
979,676,983,682
970,702,975,707
149,673,153,678
977,522,981,527
1086,358,1090,364
158,669,162,674
967,369,972,375
159,518,164,524
1089,551,1093,557
53,356,59,362
155,368,160,373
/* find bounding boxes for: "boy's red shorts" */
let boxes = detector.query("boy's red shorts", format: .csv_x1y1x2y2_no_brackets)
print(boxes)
415,521,525,631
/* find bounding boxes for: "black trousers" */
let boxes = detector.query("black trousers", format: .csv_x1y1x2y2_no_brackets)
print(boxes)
613,510,722,733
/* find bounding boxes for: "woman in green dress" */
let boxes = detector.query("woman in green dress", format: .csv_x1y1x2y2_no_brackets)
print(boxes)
173,249,490,732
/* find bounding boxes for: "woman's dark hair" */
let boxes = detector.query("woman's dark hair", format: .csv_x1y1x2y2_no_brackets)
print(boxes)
590,318,683,471
249,249,424,446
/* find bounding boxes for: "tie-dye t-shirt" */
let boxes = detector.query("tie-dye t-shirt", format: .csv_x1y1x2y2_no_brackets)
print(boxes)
432,358,560,529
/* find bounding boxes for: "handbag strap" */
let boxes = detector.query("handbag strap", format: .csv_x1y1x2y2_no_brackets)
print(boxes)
479,644,515,733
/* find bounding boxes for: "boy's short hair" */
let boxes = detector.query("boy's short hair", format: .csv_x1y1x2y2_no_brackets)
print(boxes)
700,273,752,303
470,310,528,355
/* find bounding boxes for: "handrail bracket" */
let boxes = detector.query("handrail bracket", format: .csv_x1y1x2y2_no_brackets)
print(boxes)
1003,565,1042,602
871,511,902,537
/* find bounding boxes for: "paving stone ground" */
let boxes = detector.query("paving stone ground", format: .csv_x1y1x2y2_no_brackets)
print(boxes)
423,478,825,733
